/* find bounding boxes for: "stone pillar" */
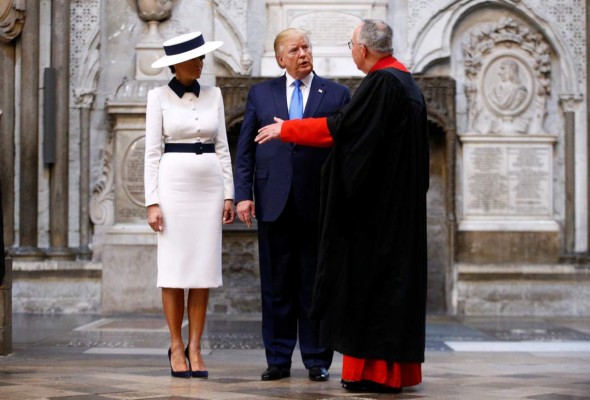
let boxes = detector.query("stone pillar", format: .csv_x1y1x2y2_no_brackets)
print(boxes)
587,0,590,252
78,106,92,260
73,26,100,261
0,42,15,252
47,0,74,260
562,102,576,253
0,181,12,355
13,0,43,260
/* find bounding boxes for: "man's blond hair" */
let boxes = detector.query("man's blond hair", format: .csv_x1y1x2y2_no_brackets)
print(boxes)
273,28,311,55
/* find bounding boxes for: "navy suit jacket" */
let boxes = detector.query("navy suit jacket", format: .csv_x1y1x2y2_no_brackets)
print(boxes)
234,74,350,222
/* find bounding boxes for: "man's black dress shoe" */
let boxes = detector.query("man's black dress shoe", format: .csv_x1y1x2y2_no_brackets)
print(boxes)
308,366,330,381
261,365,290,381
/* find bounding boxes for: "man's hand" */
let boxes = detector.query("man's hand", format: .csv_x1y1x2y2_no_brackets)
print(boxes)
236,200,256,228
255,117,284,144
147,204,164,232
223,199,235,224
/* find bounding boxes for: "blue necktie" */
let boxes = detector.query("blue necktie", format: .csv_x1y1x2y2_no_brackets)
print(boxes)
289,80,303,120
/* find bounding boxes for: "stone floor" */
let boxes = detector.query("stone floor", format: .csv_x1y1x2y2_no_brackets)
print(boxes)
1,313,590,399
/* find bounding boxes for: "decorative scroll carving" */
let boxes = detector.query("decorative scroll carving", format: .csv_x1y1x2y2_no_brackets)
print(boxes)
73,27,100,109
90,144,115,226
463,18,551,134
0,0,25,43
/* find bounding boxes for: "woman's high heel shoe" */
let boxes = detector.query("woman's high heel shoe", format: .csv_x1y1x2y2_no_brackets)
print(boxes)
185,345,209,378
168,348,191,379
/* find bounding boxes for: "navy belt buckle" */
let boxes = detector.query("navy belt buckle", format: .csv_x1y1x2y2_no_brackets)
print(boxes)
194,142,203,155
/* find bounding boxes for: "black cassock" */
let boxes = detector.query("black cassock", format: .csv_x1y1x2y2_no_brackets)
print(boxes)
302,65,430,363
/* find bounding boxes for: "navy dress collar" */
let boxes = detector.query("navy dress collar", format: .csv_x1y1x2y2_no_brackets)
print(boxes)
168,77,200,98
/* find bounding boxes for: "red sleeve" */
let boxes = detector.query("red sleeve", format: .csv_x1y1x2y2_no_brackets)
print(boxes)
281,117,333,147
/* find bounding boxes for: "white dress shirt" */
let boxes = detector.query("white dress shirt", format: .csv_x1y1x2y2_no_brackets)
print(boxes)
286,72,314,112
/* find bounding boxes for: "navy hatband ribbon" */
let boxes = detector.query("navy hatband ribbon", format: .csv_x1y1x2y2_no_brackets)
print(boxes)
164,34,205,56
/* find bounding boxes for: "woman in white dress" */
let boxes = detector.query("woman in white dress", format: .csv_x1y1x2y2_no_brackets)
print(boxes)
144,32,235,378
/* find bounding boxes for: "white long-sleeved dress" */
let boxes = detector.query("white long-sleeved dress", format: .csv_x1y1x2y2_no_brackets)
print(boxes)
144,84,234,288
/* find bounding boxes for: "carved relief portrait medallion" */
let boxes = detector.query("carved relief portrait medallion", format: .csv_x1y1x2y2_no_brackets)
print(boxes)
122,136,146,207
482,55,533,117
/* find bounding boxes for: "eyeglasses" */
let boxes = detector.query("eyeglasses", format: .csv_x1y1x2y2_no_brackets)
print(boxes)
347,39,364,50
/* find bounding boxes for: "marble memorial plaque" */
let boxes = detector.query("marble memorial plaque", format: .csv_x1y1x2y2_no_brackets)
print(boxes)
463,143,552,217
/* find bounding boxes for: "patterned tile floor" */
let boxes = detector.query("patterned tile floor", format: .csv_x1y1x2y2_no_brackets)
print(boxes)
0,314,589,399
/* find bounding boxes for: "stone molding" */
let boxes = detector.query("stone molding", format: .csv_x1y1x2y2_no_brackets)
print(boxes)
558,93,584,113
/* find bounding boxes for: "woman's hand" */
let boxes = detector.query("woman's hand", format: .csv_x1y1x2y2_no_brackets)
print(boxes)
223,199,235,224
147,204,164,232
255,117,284,144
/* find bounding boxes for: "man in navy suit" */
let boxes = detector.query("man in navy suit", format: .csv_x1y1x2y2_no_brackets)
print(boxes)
234,28,350,382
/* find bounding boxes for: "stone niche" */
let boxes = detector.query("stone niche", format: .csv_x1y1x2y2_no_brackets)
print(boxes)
457,17,560,262
261,0,387,77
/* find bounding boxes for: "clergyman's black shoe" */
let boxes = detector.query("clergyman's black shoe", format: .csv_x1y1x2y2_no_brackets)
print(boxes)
261,365,290,381
308,366,330,381
341,380,367,392
341,379,402,393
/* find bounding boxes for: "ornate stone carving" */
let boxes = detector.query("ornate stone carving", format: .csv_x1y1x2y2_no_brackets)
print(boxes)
137,0,172,22
71,0,100,86
0,0,25,43
410,0,584,87
214,1,252,75
558,94,583,113
463,18,551,134
73,27,100,109
90,144,115,226
135,0,172,80
525,0,585,87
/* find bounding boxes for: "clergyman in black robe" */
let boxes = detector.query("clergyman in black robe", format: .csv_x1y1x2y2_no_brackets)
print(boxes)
255,19,429,393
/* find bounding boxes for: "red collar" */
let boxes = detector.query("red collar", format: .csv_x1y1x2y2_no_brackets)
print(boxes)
369,56,409,73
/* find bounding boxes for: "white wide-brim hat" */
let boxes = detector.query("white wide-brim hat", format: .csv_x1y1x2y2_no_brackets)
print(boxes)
151,32,223,69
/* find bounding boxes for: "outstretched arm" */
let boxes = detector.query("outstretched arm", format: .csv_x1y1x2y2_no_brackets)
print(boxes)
256,117,333,147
